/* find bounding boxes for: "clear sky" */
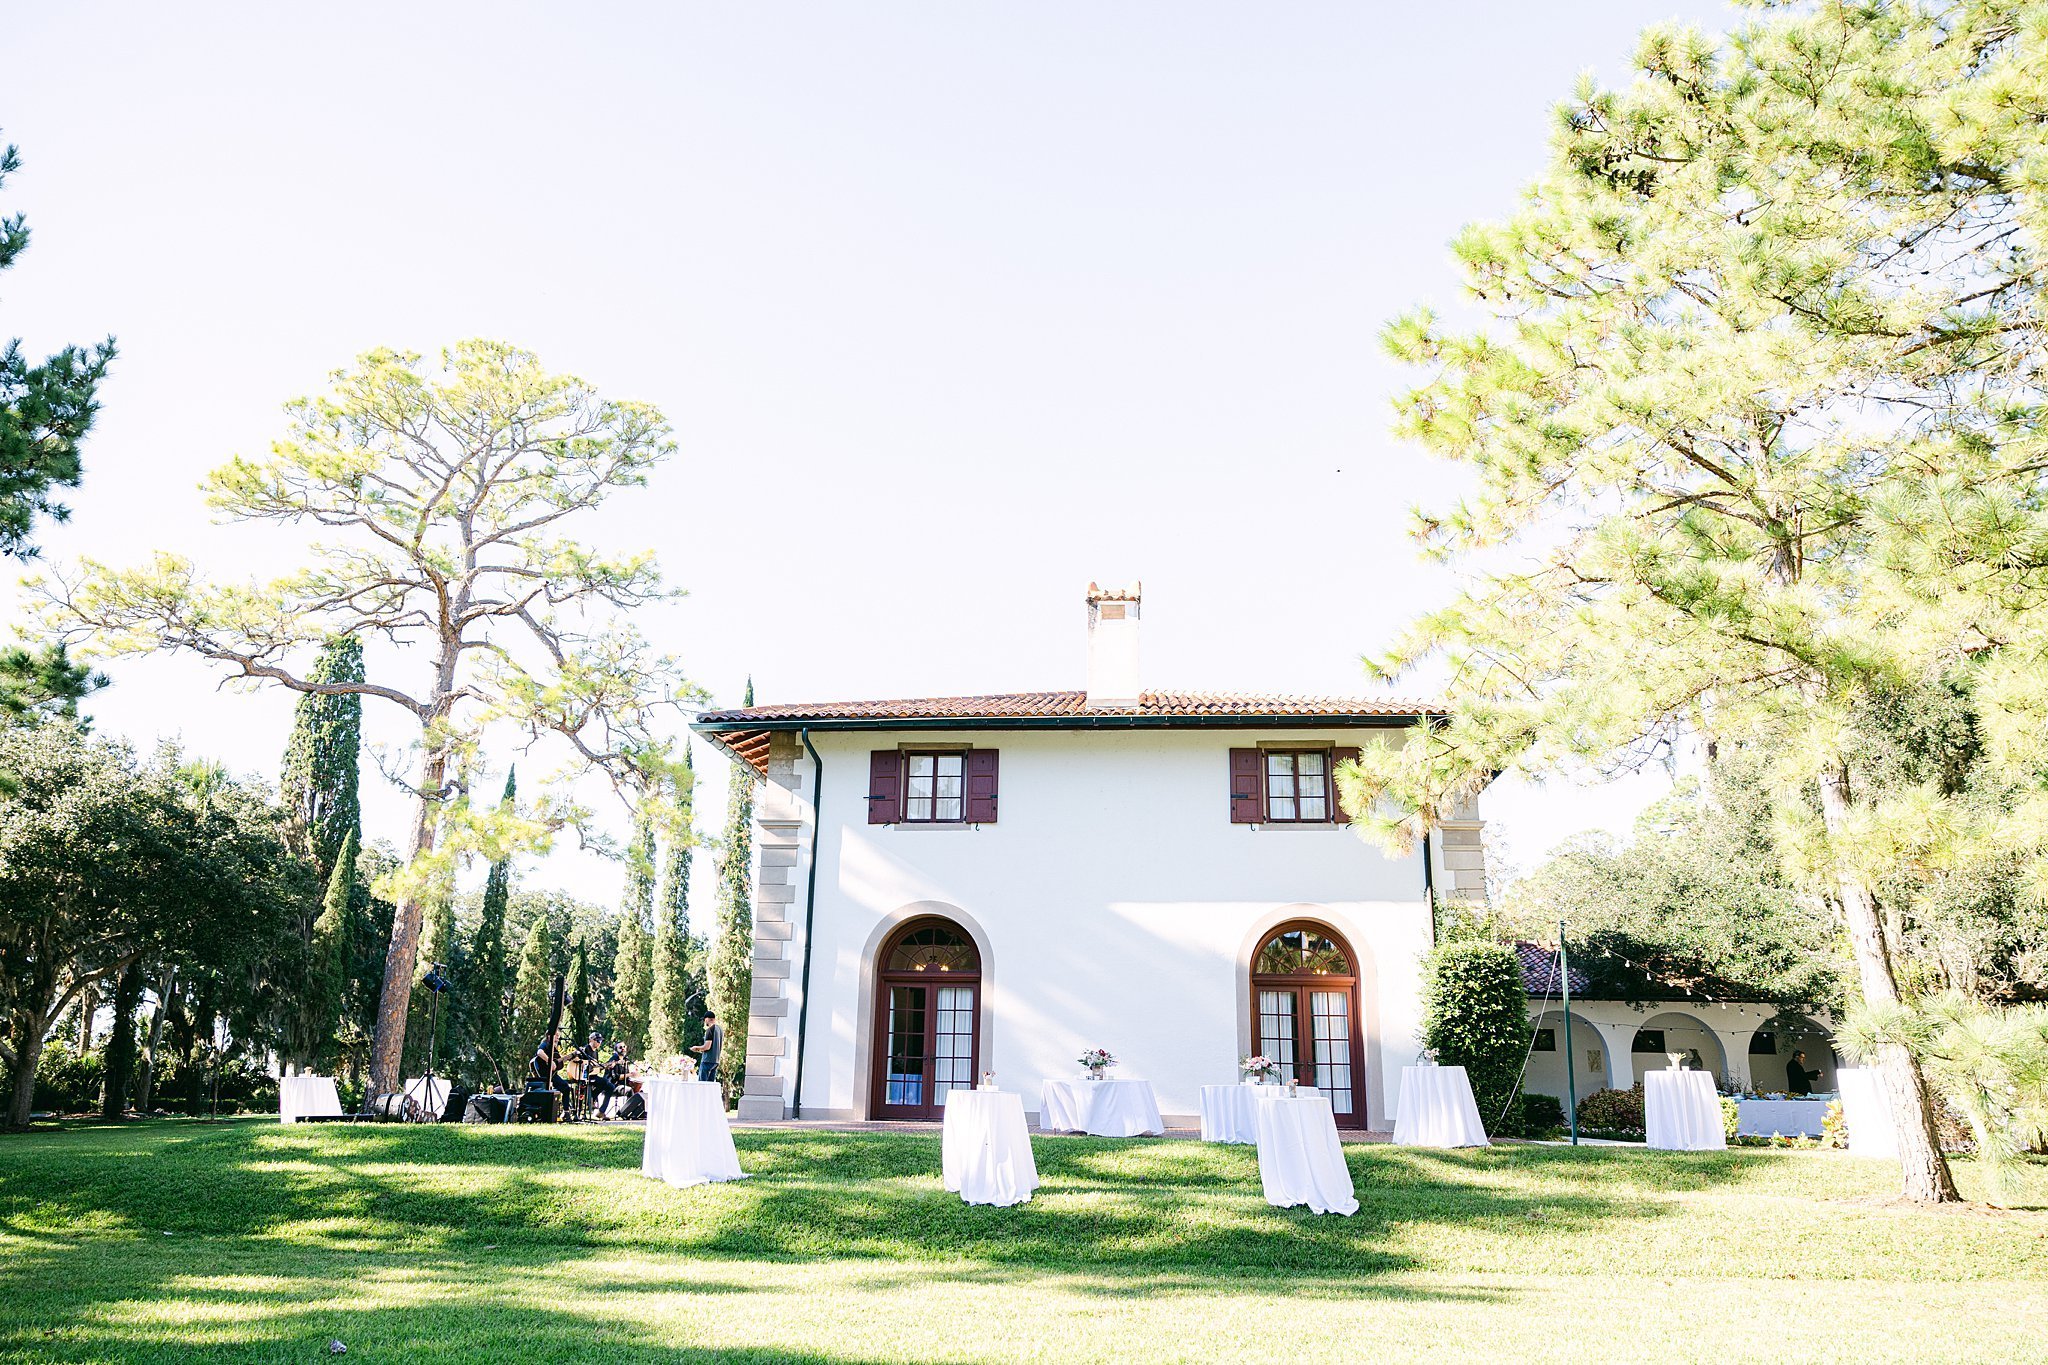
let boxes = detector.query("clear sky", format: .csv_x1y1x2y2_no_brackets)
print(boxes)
0,2,1730,915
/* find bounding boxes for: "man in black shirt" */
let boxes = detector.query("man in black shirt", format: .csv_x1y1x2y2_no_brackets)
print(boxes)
692,1010,724,1084
1785,1050,1819,1096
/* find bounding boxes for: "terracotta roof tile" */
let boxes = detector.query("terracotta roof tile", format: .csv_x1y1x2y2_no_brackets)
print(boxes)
696,689,1442,724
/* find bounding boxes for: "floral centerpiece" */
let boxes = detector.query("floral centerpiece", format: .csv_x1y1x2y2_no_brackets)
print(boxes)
1240,1055,1281,1084
1078,1047,1116,1078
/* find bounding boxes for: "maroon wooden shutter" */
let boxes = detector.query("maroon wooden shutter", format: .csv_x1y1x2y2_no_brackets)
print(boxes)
868,750,902,824
1229,749,1263,823
965,748,999,823
1331,746,1361,825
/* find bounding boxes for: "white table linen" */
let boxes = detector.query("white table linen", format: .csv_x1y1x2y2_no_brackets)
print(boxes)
640,1076,748,1189
1391,1065,1490,1148
1735,1096,1831,1138
1643,1069,1726,1151
279,1074,344,1124
1199,1083,1267,1143
1836,1067,1899,1159
941,1089,1039,1206
1255,1091,1357,1216
1037,1077,1165,1136
403,1076,451,1120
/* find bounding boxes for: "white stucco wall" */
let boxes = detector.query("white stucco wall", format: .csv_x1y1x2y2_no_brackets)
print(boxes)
758,726,1440,1131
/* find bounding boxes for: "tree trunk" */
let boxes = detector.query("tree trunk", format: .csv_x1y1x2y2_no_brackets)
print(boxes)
367,746,449,1097
1817,761,1960,1203
7,1034,42,1128
138,966,177,1112
101,960,143,1120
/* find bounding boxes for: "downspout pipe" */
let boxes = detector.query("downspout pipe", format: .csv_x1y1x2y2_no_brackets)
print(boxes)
1421,829,1438,945
789,727,824,1119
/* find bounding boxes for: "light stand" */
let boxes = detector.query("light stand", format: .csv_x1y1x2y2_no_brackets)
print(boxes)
420,964,452,1122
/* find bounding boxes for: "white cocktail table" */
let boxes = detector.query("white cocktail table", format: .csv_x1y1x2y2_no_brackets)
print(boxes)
1255,1091,1357,1216
1644,1069,1726,1151
1391,1064,1490,1148
1199,1083,1269,1144
941,1089,1039,1206
641,1076,748,1188
1038,1077,1164,1136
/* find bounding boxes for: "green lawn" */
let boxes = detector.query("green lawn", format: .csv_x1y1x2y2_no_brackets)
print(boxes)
1,1121,2044,1363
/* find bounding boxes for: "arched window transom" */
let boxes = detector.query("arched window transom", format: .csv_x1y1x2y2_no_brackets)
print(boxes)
1254,926,1352,977
886,921,980,974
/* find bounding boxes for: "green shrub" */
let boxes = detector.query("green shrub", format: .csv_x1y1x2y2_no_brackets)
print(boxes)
1575,1084,1644,1138
1721,1095,1740,1139
1420,939,1532,1135
1510,1091,1565,1137
33,1042,104,1113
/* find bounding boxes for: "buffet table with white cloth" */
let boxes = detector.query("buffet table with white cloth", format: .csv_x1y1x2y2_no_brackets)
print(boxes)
1643,1069,1726,1151
1735,1096,1831,1138
279,1074,344,1124
1391,1064,1490,1148
941,1089,1039,1206
1037,1077,1165,1136
1199,1083,1267,1144
1254,1091,1357,1216
640,1076,747,1189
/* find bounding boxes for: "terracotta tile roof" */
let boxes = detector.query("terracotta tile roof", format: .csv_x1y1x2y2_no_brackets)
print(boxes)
692,689,1443,774
1517,941,1591,998
696,690,1443,724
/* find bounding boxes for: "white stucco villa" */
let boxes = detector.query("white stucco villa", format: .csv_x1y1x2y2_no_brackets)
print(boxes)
692,583,1491,1132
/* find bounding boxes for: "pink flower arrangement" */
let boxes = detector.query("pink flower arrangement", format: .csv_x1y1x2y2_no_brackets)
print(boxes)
1078,1048,1116,1074
1240,1055,1281,1081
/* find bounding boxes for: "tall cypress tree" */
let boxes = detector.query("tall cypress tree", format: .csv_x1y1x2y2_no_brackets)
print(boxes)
708,679,757,1097
568,935,593,1046
509,919,553,1057
608,813,656,1057
294,828,356,1072
279,637,363,878
649,753,697,1066
465,770,516,1087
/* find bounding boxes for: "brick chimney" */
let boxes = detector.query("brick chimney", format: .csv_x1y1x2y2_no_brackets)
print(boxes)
1084,581,1142,709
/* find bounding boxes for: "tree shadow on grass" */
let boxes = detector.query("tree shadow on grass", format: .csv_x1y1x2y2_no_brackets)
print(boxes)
0,1118,1733,1286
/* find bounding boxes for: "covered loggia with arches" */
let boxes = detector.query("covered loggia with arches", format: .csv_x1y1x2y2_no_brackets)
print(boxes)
1629,1011,1730,1087
1522,1008,1612,1108
1744,1011,1840,1095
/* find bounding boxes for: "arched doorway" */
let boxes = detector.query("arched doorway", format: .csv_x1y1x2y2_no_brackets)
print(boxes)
869,916,982,1121
1250,921,1367,1129
1631,1012,1729,1088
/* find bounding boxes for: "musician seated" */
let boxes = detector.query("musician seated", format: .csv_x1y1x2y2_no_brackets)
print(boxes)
529,1034,575,1116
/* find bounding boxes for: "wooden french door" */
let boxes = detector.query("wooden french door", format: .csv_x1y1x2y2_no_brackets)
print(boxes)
871,918,981,1121
1251,922,1366,1129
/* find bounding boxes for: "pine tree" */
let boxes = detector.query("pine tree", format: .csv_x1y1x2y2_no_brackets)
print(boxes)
608,814,656,1057
709,679,757,1097
0,135,116,560
294,828,356,1072
509,920,553,1056
279,637,363,878
649,753,697,1067
465,770,516,1087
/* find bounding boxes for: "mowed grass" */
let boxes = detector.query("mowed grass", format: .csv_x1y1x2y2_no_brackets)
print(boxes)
0,1121,2044,1363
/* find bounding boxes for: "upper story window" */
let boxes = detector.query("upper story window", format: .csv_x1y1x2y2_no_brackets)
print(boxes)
904,751,965,823
1229,746,1359,826
869,748,1000,825
1264,750,1329,823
